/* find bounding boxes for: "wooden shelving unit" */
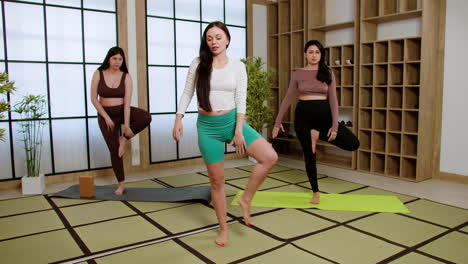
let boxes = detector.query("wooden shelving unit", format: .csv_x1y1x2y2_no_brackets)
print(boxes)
267,0,445,182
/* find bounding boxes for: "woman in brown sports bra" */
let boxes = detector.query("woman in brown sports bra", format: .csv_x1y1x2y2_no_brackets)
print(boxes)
90,47,151,195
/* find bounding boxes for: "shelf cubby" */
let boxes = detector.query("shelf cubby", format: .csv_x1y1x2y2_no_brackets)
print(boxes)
386,155,400,177
405,62,420,85
403,111,418,133
332,68,342,86
405,37,421,61
291,32,305,68
388,110,402,131
336,87,342,106
387,132,401,154
389,86,403,108
389,63,404,85
402,157,417,180
362,43,374,64
375,64,388,85
373,110,386,130
291,0,304,31
404,86,419,109
372,131,386,152
343,45,354,64
380,0,398,15
268,4,278,35
278,1,290,33
268,36,279,86
400,0,418,12
375,40,389,63
359,150,371,171
342,87,354,107
403,134,418,156
343,67,354,86
361,65,373,85
360,109,372,129
331,46,342,66
359,130,372,150
325,47,330,66
390,39,404,62
371,153,385,174
374,86,387,108
360,87,373,107
363,0,379,18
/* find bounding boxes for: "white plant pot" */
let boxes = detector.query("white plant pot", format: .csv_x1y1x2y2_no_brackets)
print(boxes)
22,174,45,195
248,156,258,164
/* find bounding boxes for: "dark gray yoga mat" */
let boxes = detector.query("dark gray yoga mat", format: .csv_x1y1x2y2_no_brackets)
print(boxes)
51,185,211,203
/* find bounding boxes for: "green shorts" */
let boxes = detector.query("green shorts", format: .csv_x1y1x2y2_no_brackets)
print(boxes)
197,109,262,164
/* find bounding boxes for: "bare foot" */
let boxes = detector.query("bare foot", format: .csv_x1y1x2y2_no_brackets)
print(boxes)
311,129,319,154
310,192,320,204
114,183,125,195
118,136,127,158
237,195,252,226
214,229,228,247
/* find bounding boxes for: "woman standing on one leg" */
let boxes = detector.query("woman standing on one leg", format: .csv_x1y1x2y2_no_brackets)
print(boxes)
272,40,359,204
172,21,277,247
90,47,152,195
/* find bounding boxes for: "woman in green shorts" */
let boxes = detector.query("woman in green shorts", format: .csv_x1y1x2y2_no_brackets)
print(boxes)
172,21,278,247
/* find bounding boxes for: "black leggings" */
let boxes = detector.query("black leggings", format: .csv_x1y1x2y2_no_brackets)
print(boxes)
294,100,359,192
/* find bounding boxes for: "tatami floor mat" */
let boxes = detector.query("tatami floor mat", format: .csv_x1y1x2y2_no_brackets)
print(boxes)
1,165,466,264
0,230,83,264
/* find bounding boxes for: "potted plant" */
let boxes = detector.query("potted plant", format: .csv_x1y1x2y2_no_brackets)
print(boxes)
241,57,275,162
0,72,16,142
12,94,47,194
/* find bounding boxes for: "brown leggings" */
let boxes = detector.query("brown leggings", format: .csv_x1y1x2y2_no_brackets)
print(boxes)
98,105,151,182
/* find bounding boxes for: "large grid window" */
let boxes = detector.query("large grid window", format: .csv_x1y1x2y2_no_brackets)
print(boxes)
146,0,247,163
0,0,118,180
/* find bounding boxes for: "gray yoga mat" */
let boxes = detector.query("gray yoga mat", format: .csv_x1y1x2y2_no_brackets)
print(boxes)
51,184,211,203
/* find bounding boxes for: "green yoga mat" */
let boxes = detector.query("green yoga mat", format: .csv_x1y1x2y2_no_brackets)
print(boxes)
231,191,410,213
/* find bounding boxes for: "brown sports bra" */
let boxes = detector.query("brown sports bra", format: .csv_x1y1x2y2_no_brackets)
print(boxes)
98,70,126,98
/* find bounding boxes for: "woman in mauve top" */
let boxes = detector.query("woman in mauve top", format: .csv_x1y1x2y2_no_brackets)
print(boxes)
272,40,359,204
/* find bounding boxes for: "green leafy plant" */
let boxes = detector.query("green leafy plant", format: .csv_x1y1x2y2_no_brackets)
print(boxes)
12,94,47,177
242,57,276,133
0,72,16,141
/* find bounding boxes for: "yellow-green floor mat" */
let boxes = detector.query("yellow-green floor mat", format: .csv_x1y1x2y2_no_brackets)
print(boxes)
0,165,466,264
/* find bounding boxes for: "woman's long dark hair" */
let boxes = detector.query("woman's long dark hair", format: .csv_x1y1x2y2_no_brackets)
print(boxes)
98,46,129,73
196,21,231,112
304,40,331,84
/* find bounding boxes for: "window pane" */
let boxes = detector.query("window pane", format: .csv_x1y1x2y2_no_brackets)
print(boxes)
47,6,83,62
202,0,223,22
226,0,246,26
0,5,4,61
0,123,12,179
8,63,49,119
147,0,173,17
13,121,53,178
148,67,176,113
46,0,81,8
5,2,45,61
0,63,6,121
178,113,200,158
227,26,246,60
83,0,115,12
52,119,87,173
176,67,197,112
176,21,200,66
150,114,177,162
84,11,117,63
49,64,85,117
88,117,111,168
85,64,99,116
147,18,174,65
175,0,200,21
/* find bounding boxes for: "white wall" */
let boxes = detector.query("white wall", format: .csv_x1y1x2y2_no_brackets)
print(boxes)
325,0,354,46
440,0,468,176
252,4,267,63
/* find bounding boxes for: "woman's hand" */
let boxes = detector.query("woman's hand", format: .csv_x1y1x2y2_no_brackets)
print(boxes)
172,119,183,142
272,124,285,139
327,128,337,142
123,125,134,138
104,116,115,132
229,132,247,155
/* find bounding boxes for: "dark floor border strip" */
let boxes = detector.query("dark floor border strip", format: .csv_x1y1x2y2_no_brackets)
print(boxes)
235,166,294,174
44,195,92,255
287,224,342,242
0,207,54,219
340,185,370,194
72,214,139,229
122,201,173,235
152,178,176,188
172,238,216,264
404,197,421,204
344,224,409,249
0,227,65,243
54,199,106,209
413,250,457,264
228,242,290,264
291,243,340,264
397,213,453,230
